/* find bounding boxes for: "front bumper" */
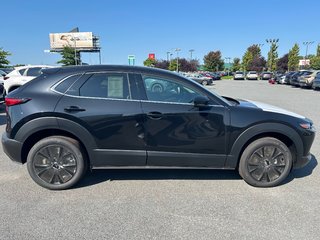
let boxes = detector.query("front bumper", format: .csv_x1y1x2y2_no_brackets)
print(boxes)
2,133,23,164
293,153,312,169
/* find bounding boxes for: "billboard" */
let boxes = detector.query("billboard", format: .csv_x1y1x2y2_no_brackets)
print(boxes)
49,32,94,50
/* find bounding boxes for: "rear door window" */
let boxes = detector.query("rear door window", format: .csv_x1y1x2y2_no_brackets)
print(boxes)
79,73,130,99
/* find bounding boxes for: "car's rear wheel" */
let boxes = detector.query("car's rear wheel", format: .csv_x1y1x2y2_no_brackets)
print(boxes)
27,136,87,190
239,137,292,187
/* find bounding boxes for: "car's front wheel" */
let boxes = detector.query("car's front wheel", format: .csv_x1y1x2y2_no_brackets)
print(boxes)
201,80,208,86
27,136,87,190
239,137,292,187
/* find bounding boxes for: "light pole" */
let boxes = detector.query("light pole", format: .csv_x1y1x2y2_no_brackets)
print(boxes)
303,41,314,69
189,49,195,60
166,51,171,62
266,39,279,71
225,57,231,75
71,37,80,65
174,48,181,72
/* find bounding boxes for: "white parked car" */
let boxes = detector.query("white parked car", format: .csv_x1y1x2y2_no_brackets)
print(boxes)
246,71,258,80
234,71,245,80
3,65,54,94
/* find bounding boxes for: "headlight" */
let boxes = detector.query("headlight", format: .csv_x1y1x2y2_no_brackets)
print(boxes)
300,122,315,131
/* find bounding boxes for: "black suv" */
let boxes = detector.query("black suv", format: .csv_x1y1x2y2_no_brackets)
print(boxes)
2,65,315,190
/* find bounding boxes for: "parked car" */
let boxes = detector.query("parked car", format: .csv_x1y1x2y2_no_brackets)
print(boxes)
312,72,320,90
284,72,297,84
207,72,221,80
246,71,258,80
275,73,286,84
0,69,7,83
0,68,14,74
189,74,213,85
2,65,315,190
0,70,6,101
3,65,54,94
234,71,245,80
260,72,273,80
290,70,313,87
298,70,320,88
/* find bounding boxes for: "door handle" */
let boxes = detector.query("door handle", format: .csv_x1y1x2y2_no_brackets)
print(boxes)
147,111,162,120
64,106,86,112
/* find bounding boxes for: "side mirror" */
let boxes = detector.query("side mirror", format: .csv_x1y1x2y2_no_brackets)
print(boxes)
193,96,210,108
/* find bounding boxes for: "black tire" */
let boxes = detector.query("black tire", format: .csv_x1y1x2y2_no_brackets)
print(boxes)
27,136,87,190
201,80,208,86
239,137,292,187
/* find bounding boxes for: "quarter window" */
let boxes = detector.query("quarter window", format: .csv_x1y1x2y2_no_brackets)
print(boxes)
54,74,81,93
79,73,130,99
142,75,203,104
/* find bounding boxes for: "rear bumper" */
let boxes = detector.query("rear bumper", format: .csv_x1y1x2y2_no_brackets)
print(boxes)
1,133,23,164
299,81,312,87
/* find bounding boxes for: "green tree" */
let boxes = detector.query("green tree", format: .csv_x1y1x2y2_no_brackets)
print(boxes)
267,43,278,71
241,44,263,71
203,51,224,72
0,47,11,67
143,58,156,67
232,58,241,72
242,50,253,71
288,44,300,71
57,46,78,66
310,56,320,70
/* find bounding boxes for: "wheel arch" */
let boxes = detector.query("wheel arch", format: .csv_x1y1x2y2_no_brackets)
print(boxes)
16,117,96,165
225,123,302,169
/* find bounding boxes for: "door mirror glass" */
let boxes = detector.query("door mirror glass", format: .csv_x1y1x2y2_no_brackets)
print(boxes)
193,96,209,107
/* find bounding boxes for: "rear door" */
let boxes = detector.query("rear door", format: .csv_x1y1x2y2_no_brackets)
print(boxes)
137,74,228,167
55,72,146,167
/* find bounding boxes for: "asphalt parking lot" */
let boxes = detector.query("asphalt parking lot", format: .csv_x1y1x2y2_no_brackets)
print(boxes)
0,80,319,240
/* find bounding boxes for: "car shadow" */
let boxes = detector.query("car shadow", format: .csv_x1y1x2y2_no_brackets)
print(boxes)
281,154,318,185
74,168,242,189
74,154,318,189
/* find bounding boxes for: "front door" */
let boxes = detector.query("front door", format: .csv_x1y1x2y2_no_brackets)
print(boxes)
139,74,228,167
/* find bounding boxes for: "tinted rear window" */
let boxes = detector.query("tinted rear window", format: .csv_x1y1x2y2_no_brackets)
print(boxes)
79,73,130,99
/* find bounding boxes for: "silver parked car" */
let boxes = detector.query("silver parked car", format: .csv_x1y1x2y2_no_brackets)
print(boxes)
234,71,245,80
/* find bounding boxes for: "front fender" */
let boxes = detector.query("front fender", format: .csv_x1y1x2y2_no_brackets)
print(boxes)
225,123,303,168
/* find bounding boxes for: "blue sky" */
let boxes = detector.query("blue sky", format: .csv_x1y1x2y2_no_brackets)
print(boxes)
1,0,320,66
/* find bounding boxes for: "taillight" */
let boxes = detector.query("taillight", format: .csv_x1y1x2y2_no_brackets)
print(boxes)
3,76,9,80
5,98,31,107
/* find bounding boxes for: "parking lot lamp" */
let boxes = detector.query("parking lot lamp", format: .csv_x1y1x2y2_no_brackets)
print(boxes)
166,51,171,62
71,37,80,65
303,41,314,69
175,48,181,72
189,49,195,60
225,57,231,75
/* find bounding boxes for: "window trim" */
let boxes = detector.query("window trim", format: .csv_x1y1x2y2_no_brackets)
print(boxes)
51,71,134,101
